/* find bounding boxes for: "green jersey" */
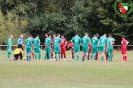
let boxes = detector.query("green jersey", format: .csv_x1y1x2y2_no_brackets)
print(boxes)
71,36,81,47
54,37,62,47
98,36,107,47
34,37,40,47
26,38,32,48
107,38,115,49
81,36,91,47
45,37,52,48
91,37,98,48
7,38,12,48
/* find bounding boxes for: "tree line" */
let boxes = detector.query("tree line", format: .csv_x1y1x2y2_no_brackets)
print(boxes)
0,0,133,45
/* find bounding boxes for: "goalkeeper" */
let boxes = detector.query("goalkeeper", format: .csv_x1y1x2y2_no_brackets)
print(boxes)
14,45,24,61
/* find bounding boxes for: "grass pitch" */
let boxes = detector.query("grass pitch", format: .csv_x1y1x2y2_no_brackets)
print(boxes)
0,50,133,88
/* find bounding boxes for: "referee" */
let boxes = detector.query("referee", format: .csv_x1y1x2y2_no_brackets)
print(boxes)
18,35,24,50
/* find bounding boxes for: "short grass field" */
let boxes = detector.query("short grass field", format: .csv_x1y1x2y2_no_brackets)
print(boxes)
0,50,133,88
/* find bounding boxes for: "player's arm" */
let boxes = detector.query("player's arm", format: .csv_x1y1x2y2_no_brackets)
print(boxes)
64,39,67,48
80,38,83,46
97,38,101,47
71,37,74,43
39,39,41,46
112,38,115,45
105,40,109,52
121,40,126,48
8,43,10,47
44,39,47,47
88,37,91,45
59,38,62,46
80,37,82,46
20,49,24,57
8,39,10,47
31,39,34,46
17,38,19,44
126,40,129,45
105,38,108,46
121,41,123,46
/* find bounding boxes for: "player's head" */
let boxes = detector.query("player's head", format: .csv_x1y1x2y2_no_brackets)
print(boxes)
103,33,106,37
95,33,99,37
10,35,13,39
103,33,106,36
122,35,126,39
45,33,48,37
28,34,32,38
61,35,64,39
36,34,39,38
18,44,21,48
85,33,88,37
20,35,23,39
108,34,112,38
75,32,78,36
57,33,60,37
48,34,51,38
53,34,56,38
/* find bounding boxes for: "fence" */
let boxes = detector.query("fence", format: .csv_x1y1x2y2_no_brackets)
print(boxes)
1,45,133,52
0,45,45,55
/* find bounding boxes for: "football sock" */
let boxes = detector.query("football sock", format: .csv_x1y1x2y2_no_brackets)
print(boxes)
36,53,39,60
51,53,53,59
90,53,93,60
61,53,63,59
106,53,108,61
123,56,125,61
59,54,61,60
88,54,90,60
48,53,50,60
28,55,31,60
72,52,74,59
26,56,28,60
29,56,31,60
110,54,113,61
74,55,77,60
77,55,79,61
8,54,10,60
96,53,98,61
44,54,47,60
100,56,104,61
34,53,37,60
55,54,57,60
94,53,96,60
82,56,84,61
64,53,66,58
125,55,127,62
39,53,41,60
86,56,88,60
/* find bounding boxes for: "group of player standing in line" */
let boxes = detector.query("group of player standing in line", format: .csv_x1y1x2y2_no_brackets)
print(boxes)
7,32,129,62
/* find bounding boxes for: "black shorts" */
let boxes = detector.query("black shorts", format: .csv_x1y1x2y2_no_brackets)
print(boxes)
14,53,22,61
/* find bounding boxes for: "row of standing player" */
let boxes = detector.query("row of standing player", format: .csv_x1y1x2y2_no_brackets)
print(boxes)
33,33,129,62
69,33,129,62
7,34,67,61
7,33,129,62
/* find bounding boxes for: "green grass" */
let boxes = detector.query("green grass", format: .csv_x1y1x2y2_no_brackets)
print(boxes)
0,50,133,88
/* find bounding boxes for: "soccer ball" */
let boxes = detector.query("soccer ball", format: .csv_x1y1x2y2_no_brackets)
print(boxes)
23,57,26,60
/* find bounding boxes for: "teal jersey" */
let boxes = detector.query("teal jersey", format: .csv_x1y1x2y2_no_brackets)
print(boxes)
34,37,40,47
54,37,62,47
45,37,52,47
26,38,32,47
7,38,12,48
107,38,115,49
81,36,91,47
91,37,98,48
98,36,107,47
71,36,81,46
